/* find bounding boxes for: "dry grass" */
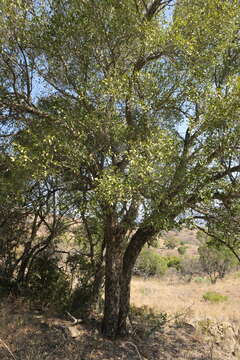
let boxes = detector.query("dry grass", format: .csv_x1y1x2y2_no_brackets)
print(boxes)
0,297,213,360
1,269,239,360
131,273,240,325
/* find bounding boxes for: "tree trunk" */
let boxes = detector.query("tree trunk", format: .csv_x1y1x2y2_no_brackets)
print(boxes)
101,238,123,338
117,226,155,336
101,219,156,338
17,242,33,285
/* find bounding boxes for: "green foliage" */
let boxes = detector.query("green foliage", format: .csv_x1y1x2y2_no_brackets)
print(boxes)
70,286,98,316
202,291,228,303
177,246,187,255
165,256,182,271
148,235,161,249
27,253,71,311
66,223,104,316
196,202,240,264
135,253,182,275
198,233,237,283
193,276,208,284
134,249,168,277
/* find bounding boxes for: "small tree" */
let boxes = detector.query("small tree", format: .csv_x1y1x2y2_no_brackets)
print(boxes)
198,239,236,284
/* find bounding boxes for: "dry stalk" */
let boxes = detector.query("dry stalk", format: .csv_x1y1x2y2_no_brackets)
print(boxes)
0,338,17,360
124,341,147,360
166,302,194,325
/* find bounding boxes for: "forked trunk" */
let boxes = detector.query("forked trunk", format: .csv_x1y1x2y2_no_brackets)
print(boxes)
101,225,155,339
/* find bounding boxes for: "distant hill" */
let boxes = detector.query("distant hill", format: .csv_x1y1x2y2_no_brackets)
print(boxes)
154,228,200,257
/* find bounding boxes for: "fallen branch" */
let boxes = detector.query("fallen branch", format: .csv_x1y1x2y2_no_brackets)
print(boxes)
66,311,83,325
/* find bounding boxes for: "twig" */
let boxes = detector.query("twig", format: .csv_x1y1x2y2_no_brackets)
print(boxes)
166,302,194,325
66,311,83,325
124,341,146,360
0,338,17,360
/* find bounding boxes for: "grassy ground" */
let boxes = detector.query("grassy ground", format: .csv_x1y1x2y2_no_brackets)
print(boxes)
1,272,240,360
131,273,240,325
0,296,213,360
1,228,239,359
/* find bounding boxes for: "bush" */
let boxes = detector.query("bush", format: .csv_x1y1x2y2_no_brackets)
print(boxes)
202,291,228,303
134,249,168,277
177,246,187,255
165,255,182,271
67,249,104,316
193,276,207,284
27,253,71,311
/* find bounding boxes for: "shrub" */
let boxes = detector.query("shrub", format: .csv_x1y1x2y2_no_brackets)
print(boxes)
177,246,187,255
134,249,168,277
27,253,71,311
193,276,207,284
67,249,104,316
165,255,182,271
202,291,228,303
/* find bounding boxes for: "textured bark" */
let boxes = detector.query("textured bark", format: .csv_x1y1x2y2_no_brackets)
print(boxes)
16,242,33,285
117,226,156,335
145,0,174,21
101,239,123,338
101,210,125,339
90,264,105,306
101,214,157,338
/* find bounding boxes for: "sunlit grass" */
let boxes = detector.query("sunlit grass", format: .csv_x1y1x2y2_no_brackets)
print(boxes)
131,273,240,324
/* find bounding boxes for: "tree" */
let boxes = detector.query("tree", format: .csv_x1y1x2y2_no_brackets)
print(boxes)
0,171,76,290
1,0,240,338
198,234,237,283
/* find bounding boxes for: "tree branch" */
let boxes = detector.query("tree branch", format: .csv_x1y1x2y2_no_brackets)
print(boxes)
196,225,240,263
212,164,240,182
134,51,164,71
144,0,174,21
